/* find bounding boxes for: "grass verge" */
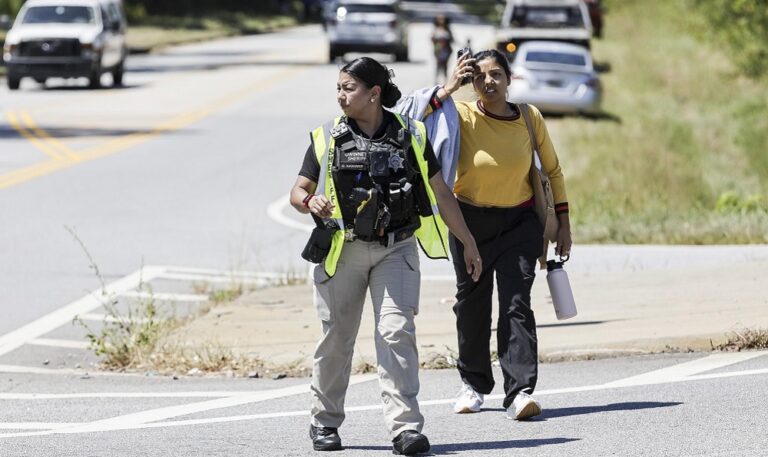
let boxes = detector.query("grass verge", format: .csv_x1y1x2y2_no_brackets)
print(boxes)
546,0,768,243
125,13,297,53
713,327,768,351
66,226,309,377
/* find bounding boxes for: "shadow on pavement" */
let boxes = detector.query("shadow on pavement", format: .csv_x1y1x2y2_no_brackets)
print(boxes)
538,320,608,328
542,401,683,419
0,125,188,139
480,401,682,420
346,438,580,454
40,83,147,92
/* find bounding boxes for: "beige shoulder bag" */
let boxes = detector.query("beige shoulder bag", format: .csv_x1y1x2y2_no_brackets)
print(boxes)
519,103,559,267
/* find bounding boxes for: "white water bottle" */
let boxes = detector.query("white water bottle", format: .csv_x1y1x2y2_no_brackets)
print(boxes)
546,259,577,320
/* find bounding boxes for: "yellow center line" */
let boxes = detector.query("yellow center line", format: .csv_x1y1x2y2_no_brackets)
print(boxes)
5,111,69,162
0,65,308,191
19,111,82,162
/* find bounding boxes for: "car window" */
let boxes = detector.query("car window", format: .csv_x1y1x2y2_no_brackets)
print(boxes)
512,6,584,28
525,51,586,67
339,5,396,14
22,6,96,24
107,3,122,22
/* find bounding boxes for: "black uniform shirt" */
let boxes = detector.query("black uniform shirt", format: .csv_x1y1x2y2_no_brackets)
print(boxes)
299,111,441,226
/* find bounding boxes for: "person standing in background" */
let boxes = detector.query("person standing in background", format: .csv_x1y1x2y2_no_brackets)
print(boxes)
431,15,454,84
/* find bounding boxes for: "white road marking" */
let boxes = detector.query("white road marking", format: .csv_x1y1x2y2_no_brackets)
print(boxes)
0,374,377,438
0,423,85,431
157,265,296,280
0,365,131,376
0,391,264,400
600,351,767,388
266,195,313,234
152,266,298,286
76,313,155,324
27,338,89,350
1,354,766,439
0,264,293,362
0,267,164,358
156,273,278,285
119,291,210,303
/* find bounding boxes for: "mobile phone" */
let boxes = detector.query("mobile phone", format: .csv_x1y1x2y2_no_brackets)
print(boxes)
456,47,473,85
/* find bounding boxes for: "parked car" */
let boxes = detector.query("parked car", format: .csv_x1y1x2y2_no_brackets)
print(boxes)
325,0,409,62
2,0,127,90
507,40,601,115
495,0,593,57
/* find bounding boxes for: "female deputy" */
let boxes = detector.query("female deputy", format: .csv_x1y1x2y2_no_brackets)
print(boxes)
428,49,572,420
290,57,481,455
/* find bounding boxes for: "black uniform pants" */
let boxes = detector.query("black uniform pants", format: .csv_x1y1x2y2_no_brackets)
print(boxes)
449,201,544,408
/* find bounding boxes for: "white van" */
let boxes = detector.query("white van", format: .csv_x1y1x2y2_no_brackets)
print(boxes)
2,0,127,90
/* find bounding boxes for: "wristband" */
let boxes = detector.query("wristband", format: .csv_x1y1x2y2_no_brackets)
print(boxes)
430,93,443,110
302,194,315,208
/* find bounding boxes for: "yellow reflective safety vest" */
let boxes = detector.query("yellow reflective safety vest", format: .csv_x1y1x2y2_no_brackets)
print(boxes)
310,114,449,277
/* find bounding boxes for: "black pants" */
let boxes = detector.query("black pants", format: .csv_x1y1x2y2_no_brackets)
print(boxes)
449,201,543,408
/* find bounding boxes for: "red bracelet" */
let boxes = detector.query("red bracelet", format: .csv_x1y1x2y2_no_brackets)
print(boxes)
430,93,443,110
302,194,315,208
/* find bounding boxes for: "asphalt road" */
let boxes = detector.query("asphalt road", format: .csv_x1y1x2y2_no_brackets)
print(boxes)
2,20,768,457
0,21,496,337
2,352,767,456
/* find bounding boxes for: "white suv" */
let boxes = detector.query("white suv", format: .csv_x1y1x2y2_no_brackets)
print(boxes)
2,0,127,90
496,0,593,55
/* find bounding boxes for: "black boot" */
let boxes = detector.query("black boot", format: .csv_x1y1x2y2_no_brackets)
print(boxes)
392,430,430,455
310,425,342,451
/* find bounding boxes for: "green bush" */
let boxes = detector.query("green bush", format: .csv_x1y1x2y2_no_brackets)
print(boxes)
692,0,768,79
0,0,22,16
715,192,767,214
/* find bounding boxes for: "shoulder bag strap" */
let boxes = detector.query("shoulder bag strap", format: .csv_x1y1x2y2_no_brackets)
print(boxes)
519,103,544,173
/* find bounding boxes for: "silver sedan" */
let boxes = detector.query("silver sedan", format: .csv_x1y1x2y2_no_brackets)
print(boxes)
508,40,602,115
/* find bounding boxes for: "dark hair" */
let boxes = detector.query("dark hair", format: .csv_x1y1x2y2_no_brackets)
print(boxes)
434,14,451,28
341,57,402,108
472,49,512,81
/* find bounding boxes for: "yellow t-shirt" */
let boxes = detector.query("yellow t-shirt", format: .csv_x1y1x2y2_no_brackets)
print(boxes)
453,101,567,208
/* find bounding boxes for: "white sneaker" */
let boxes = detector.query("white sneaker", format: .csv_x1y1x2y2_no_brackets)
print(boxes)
506,391,541,420
453,383,484,414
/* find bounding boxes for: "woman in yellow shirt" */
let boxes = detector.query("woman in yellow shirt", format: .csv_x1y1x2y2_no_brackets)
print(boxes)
431,49,572,420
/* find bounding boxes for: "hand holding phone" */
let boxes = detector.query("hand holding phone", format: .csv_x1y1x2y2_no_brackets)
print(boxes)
456,47,474,85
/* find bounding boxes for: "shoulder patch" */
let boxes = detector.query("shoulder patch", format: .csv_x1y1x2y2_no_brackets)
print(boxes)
330,121,349,139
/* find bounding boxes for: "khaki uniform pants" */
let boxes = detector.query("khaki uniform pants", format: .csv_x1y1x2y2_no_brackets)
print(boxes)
310,237,423,439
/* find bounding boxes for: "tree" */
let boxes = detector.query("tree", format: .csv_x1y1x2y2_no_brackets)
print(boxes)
694,0,768,78
0,0,24,16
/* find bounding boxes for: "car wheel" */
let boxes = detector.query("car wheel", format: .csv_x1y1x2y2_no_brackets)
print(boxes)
8,76,21,90
112,60,124,86
88,66,102,89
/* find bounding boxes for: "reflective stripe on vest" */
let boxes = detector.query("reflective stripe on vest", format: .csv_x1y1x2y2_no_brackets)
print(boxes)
392,113,449,260
311,118,345,277
310,115,449,277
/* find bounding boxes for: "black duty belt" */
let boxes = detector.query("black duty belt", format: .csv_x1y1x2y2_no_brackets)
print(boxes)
347,226,416,247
